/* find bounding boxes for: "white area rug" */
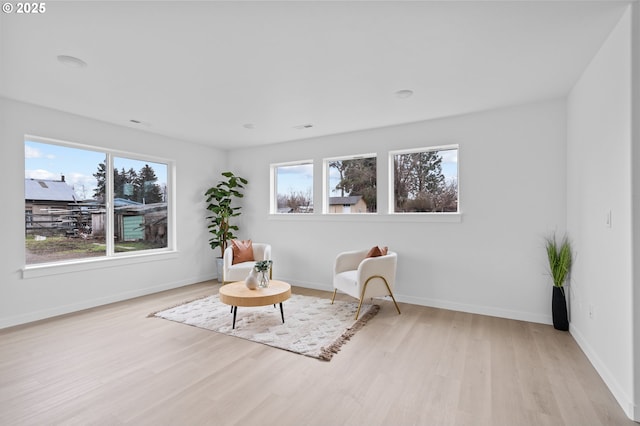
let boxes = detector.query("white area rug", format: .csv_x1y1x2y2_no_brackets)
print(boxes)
150,293,379,361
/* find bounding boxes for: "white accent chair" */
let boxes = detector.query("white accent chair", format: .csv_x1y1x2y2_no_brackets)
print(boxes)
222,243,272,284
331,248,401,320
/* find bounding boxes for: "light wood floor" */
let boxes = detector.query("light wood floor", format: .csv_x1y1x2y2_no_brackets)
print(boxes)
0,281,634,426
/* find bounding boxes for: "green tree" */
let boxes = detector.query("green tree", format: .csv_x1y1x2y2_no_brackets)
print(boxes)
394,151,450,212
93,162,107,202
329,157,377,212
407,151,444,197
137,164,164,203
329,160,348,196
123,168,138,200
113,167,127,199
94,163,163,204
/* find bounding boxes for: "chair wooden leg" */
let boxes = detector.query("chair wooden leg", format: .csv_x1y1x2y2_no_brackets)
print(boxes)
331,289,337,304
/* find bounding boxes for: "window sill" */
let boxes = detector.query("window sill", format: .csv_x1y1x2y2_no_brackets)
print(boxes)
22,250,179,279
268,212,462,223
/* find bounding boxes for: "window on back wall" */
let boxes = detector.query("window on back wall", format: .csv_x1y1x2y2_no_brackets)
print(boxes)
390,145,459,213
271,161,314,214
325,154,377,214
24,137,172,266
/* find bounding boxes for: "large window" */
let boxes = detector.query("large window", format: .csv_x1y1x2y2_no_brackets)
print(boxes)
24,138,171,265
271,161,313,214
391,146,458,213
325,154,377,214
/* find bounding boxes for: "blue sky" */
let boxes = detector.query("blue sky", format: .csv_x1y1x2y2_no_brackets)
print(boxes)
25,140,454,201
276,149,458,197
276,163,313,197
24,140,168,200
439,148,458,182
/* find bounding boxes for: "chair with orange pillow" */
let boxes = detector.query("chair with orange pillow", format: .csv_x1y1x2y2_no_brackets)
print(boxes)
222,240,272,284
331,246,401,320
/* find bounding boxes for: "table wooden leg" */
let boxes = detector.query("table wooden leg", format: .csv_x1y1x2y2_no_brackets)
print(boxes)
279,302,284,323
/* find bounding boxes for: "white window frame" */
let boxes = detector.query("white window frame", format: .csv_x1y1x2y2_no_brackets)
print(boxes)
270,160,314,214
323,153,377,214
388,144,460,215
23,135,177,278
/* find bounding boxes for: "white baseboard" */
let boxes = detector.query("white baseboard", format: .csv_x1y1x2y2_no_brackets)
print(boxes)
570,324,637,422
0,273,217,330
283,278,553,324
397,294,553,324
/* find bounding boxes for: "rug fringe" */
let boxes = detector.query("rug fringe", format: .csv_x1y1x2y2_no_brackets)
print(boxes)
318,304,380,361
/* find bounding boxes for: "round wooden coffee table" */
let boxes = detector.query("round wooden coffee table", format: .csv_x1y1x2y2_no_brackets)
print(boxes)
219,280,291,329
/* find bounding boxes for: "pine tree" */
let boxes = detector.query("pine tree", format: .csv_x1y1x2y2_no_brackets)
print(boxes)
137,164,163,203
335,158,377,212
393,151,448,212
94,163,164,204
92,162,107,202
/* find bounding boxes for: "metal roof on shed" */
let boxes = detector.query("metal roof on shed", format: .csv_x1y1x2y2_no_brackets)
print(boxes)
25,179,77,202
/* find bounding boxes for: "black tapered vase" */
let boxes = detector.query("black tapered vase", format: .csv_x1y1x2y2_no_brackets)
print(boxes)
552,286,569,331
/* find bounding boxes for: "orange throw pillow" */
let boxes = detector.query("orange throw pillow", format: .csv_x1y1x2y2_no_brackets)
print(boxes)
366,245,388,258
231,239,254,264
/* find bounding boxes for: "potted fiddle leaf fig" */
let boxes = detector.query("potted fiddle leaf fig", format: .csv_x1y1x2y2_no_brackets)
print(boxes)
545,233,572,331
205,171,248,280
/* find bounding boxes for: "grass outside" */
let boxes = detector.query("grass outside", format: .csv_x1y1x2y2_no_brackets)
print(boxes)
25,235,165,264
26,235,106,255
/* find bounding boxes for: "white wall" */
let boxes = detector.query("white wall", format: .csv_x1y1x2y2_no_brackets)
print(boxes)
227,99,567,324
633,3,640,421
566,6,636,420
0,98,224,328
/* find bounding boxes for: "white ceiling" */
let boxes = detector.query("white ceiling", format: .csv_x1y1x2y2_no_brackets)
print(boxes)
0,1,630,150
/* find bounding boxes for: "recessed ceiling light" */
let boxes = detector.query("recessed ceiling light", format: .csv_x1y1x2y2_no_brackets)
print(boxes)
57,55,87,69
395,89,414,99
